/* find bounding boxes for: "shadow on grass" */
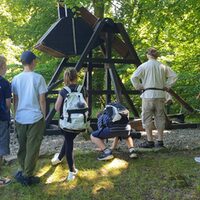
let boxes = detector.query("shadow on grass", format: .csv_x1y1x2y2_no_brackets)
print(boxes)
1,150,200,200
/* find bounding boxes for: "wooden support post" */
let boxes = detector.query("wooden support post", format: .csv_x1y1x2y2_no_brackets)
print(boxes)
47,79,63,94
114,68,140,117
45,107,56,127
105,32,112,104
116,23,141,67
48,58,68,88
87,51,93,116
108,65,123,102
75,19,106,71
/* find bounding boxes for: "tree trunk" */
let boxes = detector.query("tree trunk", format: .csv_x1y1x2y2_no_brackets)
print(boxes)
92,0,104,18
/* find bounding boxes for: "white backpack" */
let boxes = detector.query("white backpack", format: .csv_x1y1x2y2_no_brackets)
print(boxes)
59,85,88,132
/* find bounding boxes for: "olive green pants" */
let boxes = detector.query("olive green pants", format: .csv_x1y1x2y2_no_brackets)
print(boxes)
16,118,45,177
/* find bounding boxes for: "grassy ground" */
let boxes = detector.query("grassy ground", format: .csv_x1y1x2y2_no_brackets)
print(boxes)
1,149,200,200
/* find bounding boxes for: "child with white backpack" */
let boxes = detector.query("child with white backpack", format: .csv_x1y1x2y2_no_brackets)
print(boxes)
51,68,88,181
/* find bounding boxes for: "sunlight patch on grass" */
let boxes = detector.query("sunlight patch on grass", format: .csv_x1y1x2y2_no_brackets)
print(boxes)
79,158,128,181
100,158,129,176
92,180,114,195
36,165,52,177
80,170,99,180
45,165,68,184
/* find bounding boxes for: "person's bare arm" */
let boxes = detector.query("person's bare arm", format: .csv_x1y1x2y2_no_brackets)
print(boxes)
6,98,11,112
13,94,18,114
55,94,63,112
39,93,46,118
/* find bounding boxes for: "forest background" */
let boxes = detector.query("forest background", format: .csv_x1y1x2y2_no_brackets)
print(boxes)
0,0,199,116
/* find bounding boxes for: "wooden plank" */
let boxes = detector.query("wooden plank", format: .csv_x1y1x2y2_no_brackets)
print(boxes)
106,68,111,103
78,7,137,61
64,62,105,68
48,58,68,87
87,90,140,95
168,89,194,113
47,79,63,94
169,123,200,129
87,52,93,116
105,33,112,104
84,58,137,64
45,107,56,127
116,23,141,66
113,67,140,117
108,65,123,102
75,19,106,71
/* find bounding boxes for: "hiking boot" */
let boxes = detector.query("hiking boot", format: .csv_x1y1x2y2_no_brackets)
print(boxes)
14,171,23,182
155,141,165,148
14,171,29,186
129,148,138,159
14,171,40,186
97,149,114,161
51,153,63,166
139,141,155,148
26,176,40,185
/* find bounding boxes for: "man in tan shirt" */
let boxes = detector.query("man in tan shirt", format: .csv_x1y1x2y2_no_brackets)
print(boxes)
131,48,177,148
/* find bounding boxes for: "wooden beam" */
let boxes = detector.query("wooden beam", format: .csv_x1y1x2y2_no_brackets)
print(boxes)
116,23,141,67
45,107,56,127
114,67,140,117
47,79,63,94
48,58,68,87
87,52,93,116
75,19,106,71
84,58,138,64
87,89,141,95
168,89,195,113
105,32,112,104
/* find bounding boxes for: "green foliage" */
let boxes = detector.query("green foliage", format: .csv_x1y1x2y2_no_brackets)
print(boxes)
0,0,199,113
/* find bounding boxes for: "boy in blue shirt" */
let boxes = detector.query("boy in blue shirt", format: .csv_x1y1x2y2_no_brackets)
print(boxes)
0,55,12,186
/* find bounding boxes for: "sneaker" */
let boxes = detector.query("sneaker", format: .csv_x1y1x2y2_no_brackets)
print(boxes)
67,171,75,181
129,148,138,159
97,149,114,161
51,153,62,165
155,141,165,148
73,168,78,175
194,157,200,163
139,141,155,148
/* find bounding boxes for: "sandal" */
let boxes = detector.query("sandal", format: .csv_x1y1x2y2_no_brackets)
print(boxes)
0,178,11,186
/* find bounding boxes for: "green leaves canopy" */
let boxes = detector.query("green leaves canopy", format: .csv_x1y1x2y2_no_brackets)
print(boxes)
0,0,199,110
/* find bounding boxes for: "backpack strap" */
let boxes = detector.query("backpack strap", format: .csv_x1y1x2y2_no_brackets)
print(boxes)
64,86,71,93
77,85,82,93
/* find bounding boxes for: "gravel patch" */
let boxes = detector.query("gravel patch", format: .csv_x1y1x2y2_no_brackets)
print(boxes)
6,128,200,161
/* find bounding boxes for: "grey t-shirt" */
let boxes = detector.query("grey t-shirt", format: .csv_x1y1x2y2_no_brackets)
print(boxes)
12,71,48,124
